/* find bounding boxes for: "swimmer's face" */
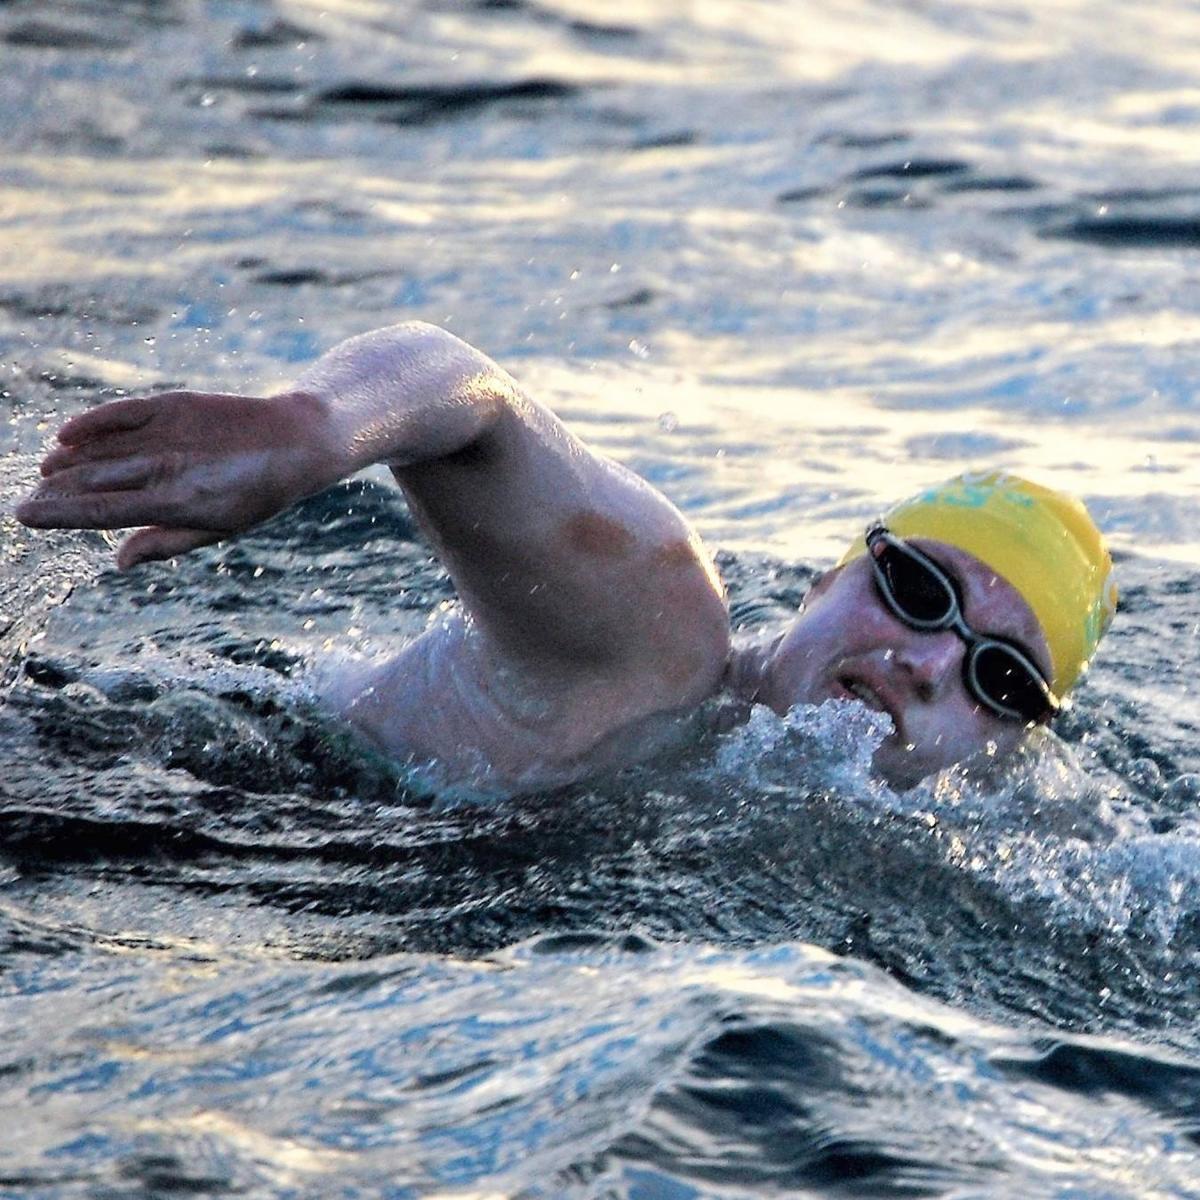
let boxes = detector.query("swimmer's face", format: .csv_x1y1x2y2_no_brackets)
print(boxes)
758,540,1054,789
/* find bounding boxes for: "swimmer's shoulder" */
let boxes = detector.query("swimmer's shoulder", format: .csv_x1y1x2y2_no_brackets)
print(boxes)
309,612,727,792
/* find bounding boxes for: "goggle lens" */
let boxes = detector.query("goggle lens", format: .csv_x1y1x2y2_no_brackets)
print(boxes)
971,644,1052,721
875,541,956,624
867,526,1056,723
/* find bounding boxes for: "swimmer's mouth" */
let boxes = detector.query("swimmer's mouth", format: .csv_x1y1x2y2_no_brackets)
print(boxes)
835,674,900,735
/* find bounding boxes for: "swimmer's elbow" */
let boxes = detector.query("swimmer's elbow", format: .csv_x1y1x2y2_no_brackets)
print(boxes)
295,322,517,471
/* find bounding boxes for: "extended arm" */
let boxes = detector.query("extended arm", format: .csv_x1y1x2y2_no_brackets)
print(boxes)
18,323,729,702
17,323,506,568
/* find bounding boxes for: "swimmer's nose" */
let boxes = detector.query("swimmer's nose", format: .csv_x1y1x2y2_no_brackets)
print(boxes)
893,631,962,702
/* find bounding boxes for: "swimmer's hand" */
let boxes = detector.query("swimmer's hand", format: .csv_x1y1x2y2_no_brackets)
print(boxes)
16,390,338,570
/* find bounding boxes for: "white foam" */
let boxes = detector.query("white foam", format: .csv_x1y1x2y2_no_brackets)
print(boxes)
712,696,895,797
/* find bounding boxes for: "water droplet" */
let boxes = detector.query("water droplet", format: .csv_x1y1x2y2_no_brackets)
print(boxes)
200,93,216,108
1165,773,1200,807
143,336,156,346
1129,757,1163,794
657,411,678,433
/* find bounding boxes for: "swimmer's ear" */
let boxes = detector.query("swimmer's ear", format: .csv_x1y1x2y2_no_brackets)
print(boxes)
116,526,223,570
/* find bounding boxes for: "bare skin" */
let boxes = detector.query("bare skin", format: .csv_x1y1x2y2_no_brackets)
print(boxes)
16,322,1051,792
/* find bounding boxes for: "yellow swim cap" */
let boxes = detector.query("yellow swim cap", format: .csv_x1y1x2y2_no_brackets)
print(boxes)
841,470,1116,700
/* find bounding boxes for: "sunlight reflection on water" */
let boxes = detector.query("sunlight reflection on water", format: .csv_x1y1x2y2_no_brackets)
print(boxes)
2,0,1200,1195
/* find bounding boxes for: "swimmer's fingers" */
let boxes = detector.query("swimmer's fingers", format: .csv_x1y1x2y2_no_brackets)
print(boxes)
22,390,323,535
56,395,160,446
34,455,158,493
42,396,180,476
18,457,170,526
16,485,200,532
116,526,222,571
41,429,150,476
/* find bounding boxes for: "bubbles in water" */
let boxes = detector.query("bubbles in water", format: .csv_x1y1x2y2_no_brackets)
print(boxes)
1128,756,1164,796
1165,773,1200,808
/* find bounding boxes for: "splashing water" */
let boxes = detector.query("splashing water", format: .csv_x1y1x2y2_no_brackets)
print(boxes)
3,0,1200,1193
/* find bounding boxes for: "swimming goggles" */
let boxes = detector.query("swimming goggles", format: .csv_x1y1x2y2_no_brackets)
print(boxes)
865,524,1059,723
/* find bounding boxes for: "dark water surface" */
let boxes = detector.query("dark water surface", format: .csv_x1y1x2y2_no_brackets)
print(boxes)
3,1,1200,1196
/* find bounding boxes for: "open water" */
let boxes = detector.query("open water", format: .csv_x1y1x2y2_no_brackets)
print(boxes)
2,1,1200,1195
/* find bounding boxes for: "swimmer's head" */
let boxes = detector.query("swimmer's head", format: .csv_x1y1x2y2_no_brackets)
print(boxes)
755,469,1114,788
839,470,1116,702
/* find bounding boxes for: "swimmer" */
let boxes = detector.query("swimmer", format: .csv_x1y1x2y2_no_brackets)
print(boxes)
15,322,1116,791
